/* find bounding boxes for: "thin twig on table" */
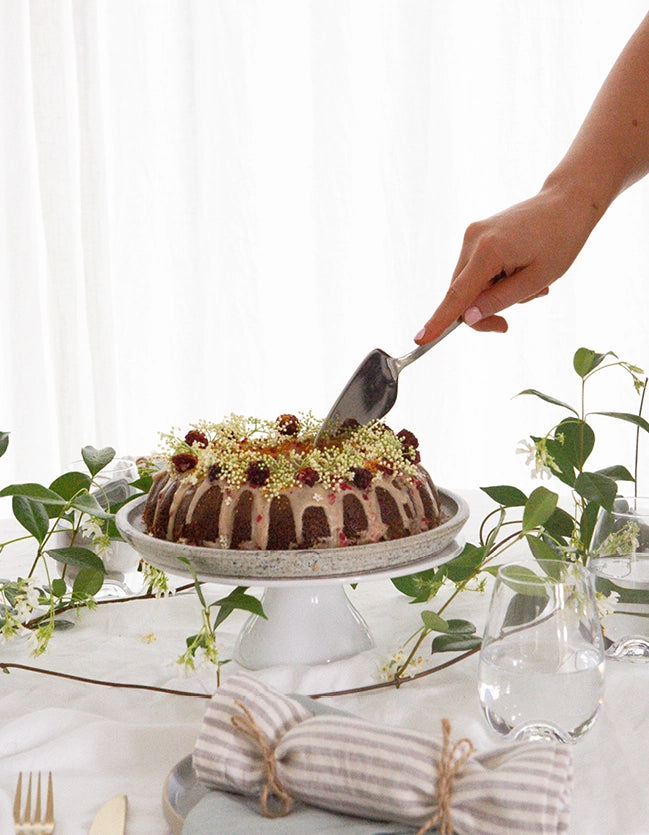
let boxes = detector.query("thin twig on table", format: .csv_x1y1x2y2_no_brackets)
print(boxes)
0,645,480,700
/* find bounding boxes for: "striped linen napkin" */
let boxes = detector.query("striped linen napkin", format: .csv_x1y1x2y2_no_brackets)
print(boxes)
193,673,573,834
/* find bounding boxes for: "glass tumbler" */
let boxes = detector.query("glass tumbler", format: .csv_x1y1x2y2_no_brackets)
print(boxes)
478,559,605,743
587,496,649,660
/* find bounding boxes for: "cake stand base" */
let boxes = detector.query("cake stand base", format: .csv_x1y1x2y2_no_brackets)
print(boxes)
234,584,373,669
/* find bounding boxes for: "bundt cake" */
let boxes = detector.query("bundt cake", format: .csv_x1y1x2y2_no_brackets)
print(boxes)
142,413,443,551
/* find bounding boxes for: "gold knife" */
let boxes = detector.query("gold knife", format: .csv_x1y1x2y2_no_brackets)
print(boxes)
89,795,127,835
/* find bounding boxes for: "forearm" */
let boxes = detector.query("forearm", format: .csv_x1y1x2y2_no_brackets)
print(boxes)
545,11,649,216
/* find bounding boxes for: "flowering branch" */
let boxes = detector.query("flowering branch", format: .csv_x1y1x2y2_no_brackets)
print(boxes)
388,346,648,680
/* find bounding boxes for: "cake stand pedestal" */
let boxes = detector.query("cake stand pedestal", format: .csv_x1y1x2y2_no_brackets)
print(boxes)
231,541,462,668
234,583,373,668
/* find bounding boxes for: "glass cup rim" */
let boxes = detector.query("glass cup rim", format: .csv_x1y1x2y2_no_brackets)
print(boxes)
606,495,649,518
496,558,590,590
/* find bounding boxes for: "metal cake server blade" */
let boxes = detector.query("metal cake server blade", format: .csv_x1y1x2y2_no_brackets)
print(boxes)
315,318,461,445
89,794,127,835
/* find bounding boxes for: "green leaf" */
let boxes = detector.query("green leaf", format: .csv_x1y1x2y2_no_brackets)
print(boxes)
391,567,446,603
72,566,105,597
555,419,595,469
589,411,649,435
516,389,579,415
444,619,477,634
49,471,92,501
431,633,482,653
541,437,576,487
421,611,449,632
574,471,617,513
129,474,153,493
51,578,67,598
544,506,575,540
522,486,559,532
12,496,50,543
0,432,8,458
595,465,635,482
573,348,616,378
81,445,116,477
580,500,600,552
592,576,649,605
525,534,561,561
0,483,66,506
212,587,265,628
444,543,486,583
480,485,527,507
501,564,550,595
503,590,549,627
70,493,114,521
46,546,105,573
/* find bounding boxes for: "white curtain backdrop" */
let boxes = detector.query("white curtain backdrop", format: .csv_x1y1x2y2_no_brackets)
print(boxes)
1,0,648,497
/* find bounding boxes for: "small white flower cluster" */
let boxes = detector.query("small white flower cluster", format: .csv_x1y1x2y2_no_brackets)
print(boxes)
177,635,219,675
377,647,425,682
141,562,174,598
12,577,40,624
80,517,112,557
595,521,640,557
516,438,559,480
596,590,620,620
1,577,53,657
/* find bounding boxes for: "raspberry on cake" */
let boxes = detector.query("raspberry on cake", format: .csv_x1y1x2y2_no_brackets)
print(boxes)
142,413,443,551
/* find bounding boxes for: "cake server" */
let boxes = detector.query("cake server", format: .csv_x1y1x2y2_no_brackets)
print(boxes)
315,318,461,445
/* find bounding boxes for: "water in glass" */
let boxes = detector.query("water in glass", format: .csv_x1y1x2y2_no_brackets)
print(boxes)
478,559,605,743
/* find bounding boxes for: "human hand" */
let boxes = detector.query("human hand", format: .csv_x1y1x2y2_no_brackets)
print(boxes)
415,182,600,343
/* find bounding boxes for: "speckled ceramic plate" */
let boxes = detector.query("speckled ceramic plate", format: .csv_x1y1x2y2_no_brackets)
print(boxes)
116,488,469,582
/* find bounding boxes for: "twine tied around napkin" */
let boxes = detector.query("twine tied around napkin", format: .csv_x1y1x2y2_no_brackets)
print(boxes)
231,699,293,818
193,673,573,834
415,718,474,835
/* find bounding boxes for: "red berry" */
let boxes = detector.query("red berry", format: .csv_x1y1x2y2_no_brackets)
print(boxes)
172,453,198,473
208,464,222,481
351,467,373,490
276,414,300,436
296,466,319,487
339,418,360,432
184,430,208,448
397,429,419,449
247,461,270,487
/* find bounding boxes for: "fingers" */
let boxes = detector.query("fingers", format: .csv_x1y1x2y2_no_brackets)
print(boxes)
416,224,512,343
520,286,550,303
466,314,509,333
414,269,512,343
415,261,551,344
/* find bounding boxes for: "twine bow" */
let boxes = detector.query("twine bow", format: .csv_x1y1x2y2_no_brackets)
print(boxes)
230,699,293,818
416,718,474,835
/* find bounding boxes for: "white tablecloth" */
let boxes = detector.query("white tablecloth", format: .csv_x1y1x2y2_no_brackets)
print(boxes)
1,490,648,834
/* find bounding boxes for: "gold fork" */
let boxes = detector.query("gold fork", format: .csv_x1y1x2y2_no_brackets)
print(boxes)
13,772,55,835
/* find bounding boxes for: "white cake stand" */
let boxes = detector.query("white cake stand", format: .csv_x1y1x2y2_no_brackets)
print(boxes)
116,490,469,669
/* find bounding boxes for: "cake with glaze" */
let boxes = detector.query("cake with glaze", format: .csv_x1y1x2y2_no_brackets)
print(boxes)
142,413,443,551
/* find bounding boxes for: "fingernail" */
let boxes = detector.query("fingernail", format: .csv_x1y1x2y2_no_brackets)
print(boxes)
414,328,426,342
463,306,482,326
